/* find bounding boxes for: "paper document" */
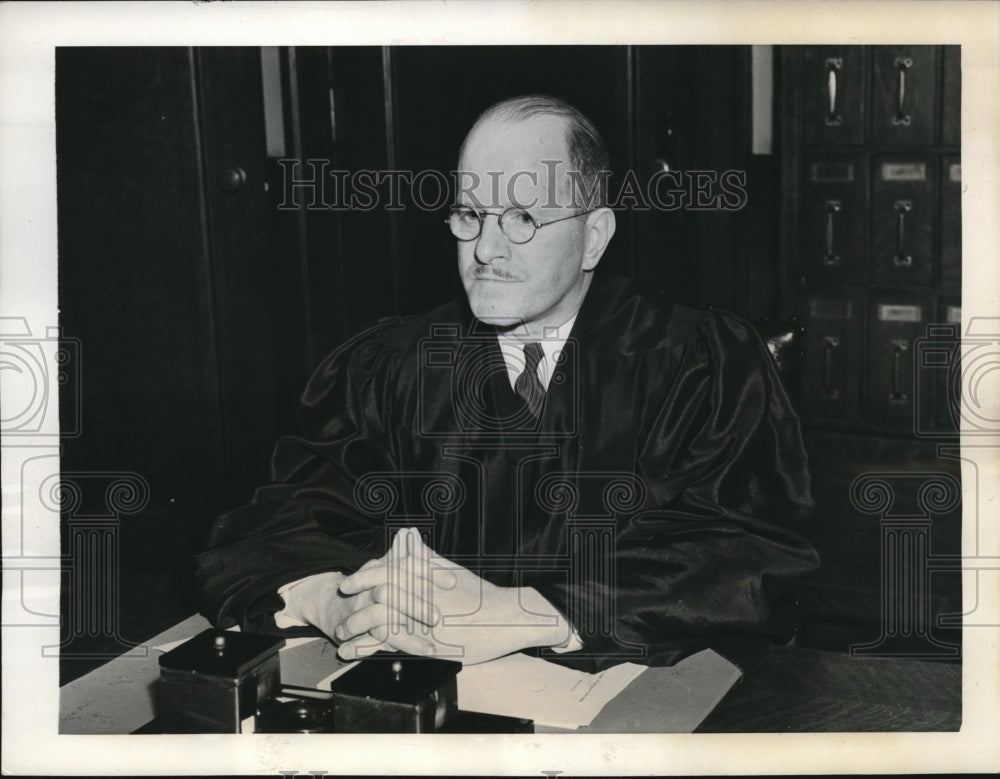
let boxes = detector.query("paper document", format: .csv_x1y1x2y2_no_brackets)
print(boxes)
457,653,646,729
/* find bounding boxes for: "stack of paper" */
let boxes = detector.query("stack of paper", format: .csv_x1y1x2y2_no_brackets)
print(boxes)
457,653,646,730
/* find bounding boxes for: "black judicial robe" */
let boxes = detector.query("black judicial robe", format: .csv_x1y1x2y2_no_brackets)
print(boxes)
193,273,819,670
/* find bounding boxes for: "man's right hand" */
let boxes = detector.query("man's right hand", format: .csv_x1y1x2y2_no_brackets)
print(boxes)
279,542,448,657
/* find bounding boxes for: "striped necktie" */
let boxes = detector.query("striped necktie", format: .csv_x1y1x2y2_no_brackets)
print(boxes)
514,342,545,419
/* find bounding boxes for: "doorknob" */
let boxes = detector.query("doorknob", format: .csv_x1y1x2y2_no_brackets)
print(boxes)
219,166,246,193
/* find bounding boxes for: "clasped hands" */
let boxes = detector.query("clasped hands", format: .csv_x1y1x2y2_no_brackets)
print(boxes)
308,528,572,665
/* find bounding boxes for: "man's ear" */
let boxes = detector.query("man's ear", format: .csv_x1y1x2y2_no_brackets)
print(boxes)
581,207,616,271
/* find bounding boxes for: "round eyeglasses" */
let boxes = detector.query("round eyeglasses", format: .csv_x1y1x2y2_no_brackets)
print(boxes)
445,206,593,245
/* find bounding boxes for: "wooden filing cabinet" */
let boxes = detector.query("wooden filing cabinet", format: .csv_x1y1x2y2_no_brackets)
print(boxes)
781,45,961,436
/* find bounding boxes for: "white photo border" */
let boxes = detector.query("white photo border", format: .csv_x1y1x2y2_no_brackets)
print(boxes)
1,1,998,774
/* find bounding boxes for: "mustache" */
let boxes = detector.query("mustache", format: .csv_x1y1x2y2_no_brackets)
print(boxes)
471,267,521,282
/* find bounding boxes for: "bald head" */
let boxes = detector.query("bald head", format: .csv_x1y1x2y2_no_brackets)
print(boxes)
458,95,611,209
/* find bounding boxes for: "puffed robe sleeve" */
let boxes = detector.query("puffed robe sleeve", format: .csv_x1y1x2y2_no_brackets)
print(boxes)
521,309,820,668
191,318,404,632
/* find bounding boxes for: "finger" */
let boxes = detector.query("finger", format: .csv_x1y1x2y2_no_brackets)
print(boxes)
388,527,411,561
340,555,440,595
338,563,388,595
406,531,459,590
335,601,436,642
405,526,425,555
334,601,386,642
395,531,459,591
380,629,436,657
341,538,458,595
370,618,437,657
371,580,441,626
338,618,436,659
337,635,393,661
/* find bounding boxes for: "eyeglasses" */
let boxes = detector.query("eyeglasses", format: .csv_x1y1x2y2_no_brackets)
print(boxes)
445,205,593,245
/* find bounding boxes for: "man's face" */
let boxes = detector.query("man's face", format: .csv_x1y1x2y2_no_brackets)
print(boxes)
456,115,595,333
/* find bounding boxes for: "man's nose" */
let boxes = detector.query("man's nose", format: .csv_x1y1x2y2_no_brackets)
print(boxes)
473,214,510,264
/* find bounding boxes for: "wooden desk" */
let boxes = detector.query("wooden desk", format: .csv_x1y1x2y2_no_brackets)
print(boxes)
59,613,740,734
698,645,961,732
59,613,961,734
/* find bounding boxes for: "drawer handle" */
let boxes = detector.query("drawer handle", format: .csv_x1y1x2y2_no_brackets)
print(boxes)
893,57,913,126
894,200,913,267
823,200,842,266
890,339,909,404
825,58,843,126
823,335,840,399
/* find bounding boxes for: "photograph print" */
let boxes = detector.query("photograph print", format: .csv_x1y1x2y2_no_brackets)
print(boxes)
45,43,969,741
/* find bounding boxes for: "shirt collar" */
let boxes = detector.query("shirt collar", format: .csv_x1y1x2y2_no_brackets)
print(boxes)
495,313,577,348
495,313,578,390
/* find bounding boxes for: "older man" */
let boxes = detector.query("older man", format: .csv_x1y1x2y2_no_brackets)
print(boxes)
193,95,818,671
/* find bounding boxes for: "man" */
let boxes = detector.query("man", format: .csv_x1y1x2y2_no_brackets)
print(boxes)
194,95,819,672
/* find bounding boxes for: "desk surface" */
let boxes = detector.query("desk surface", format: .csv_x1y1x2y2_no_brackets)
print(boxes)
59,613,961,734
699,644,961,732
59,614,741,734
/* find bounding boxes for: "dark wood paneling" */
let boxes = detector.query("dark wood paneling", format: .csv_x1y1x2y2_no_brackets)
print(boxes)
777,46,805,322
742,155,781,321
941,46,961,146
57,47,316,680
195,47,283,494
282,47,346,362
58,47,295,572
940,155,961,290
322,47,399,341
57,48,223,517
691,46,751,312
632,46,699,308
933,296,962,434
